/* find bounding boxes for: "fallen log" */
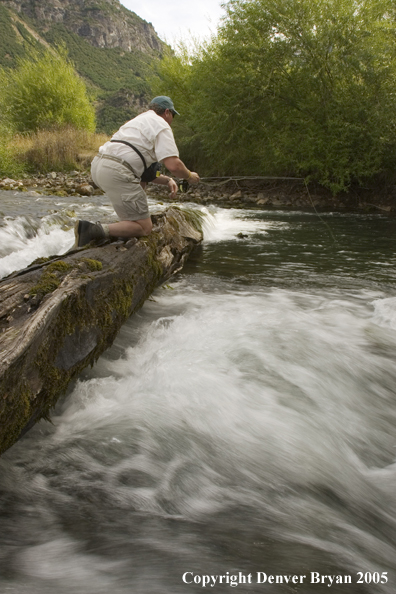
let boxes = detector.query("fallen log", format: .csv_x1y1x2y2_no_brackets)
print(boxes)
0,206,203,455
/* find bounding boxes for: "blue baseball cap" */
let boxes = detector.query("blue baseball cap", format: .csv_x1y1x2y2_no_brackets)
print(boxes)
150,96,180,115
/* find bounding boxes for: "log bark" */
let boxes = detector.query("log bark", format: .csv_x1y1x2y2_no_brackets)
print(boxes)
0,207,203,454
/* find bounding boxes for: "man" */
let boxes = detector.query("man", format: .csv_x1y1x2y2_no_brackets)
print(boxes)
74,96,200,247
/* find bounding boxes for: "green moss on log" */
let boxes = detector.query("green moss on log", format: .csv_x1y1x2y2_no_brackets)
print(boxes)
0,369,32,454
30,256,51,266
80,258,103,271
172,206,206,233
29,276,138,417
29,261,73,297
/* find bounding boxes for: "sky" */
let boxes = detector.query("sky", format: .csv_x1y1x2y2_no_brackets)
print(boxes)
119,0,226,47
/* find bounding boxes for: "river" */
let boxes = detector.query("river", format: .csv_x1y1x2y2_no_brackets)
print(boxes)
0,189,396,593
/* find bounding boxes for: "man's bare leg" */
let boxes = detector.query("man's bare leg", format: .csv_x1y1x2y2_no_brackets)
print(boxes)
74,217,153,247
108,218,153,238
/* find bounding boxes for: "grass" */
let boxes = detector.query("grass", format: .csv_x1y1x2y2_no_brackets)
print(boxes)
9,126,109,173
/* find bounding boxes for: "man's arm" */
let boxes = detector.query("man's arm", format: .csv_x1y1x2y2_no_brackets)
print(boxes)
162,156,200,184
151,174,178,198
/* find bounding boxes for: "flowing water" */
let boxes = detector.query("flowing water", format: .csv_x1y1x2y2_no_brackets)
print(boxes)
1,189,396,593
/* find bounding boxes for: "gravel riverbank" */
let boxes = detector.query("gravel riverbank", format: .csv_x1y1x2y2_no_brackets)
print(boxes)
1,171,395,213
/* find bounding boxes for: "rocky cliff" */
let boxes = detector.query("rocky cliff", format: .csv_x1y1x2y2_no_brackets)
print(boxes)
0,0,167,132
1,0,165,56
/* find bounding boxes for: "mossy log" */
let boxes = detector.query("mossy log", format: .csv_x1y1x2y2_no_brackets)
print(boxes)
0,207,203,455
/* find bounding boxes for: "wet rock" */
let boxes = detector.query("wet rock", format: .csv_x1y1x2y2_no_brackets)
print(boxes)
1,172,395,212
0,178,16,187
76,183,94,196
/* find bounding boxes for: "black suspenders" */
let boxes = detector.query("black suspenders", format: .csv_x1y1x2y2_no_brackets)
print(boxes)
110,139,147,170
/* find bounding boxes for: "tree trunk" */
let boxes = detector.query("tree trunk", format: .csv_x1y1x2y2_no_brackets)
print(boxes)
0,207,203,455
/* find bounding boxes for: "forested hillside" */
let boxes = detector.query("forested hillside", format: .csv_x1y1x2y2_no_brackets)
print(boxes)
0,0,166,133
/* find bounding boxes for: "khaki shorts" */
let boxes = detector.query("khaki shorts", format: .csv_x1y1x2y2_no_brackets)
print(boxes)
91,155,150,221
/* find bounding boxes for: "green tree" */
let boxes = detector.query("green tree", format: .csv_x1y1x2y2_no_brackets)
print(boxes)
153,43,208,171
159,0,396,193
4,47,95,133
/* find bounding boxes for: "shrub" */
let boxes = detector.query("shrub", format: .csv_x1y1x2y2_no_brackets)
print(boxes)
4,47,96,133
152,43,212,173
0,69,25,177
0,124,26,177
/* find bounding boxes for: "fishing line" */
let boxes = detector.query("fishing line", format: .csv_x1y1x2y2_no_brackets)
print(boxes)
199,175,305,188
179,174,338,244
303,179,338,244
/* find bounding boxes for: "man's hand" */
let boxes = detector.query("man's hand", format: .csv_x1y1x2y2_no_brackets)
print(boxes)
188,172,200,185
168,178,178,198
162,157,200,185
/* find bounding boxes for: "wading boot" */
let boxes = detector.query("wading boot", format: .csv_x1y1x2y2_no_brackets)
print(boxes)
74,220,105,247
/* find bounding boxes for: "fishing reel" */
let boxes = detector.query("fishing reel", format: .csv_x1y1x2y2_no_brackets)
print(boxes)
179,179,190,193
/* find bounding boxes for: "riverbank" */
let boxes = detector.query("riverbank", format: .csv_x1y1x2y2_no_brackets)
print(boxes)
1,171,395,213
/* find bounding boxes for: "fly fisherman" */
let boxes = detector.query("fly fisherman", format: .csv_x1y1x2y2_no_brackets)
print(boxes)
74,96,200,247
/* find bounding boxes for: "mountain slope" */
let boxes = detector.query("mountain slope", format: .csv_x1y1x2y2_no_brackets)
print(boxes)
1,0,164,55
0,0,167,132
